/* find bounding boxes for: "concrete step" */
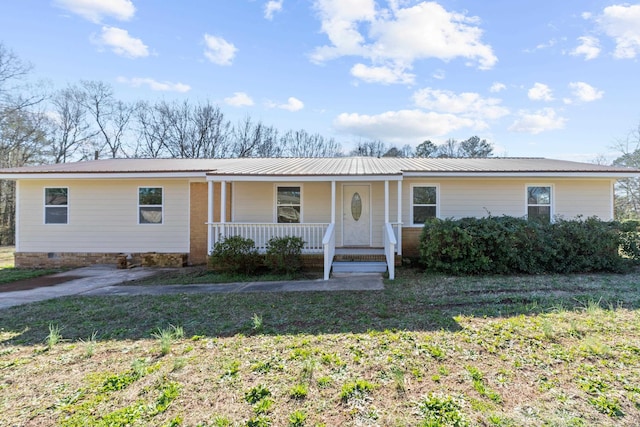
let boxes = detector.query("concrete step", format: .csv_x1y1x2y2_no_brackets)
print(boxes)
332,261,388,274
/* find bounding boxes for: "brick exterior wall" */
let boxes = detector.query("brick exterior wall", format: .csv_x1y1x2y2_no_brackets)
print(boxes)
402,227,422,258
15,252,188,268
189,182,232,265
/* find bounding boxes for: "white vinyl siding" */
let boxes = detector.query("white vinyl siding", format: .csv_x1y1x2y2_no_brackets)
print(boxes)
402,178,614,225
18,179,189,253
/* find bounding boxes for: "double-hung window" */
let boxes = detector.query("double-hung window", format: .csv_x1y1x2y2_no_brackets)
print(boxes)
276,186,301,223
527,185,552,223
411,185,438,225
139,187,163,224
44,188,68,224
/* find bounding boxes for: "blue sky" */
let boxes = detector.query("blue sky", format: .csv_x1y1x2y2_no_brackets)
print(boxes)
1,0,639,161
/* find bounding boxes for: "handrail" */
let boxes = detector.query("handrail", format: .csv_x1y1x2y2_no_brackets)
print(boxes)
383,222,396,280
322,223,336,281
210,222,329,253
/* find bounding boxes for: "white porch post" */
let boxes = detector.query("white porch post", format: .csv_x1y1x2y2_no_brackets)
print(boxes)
207,181,214,254
384,180,389,223
331,180,336,223
397,180,402,255
220,180,227,237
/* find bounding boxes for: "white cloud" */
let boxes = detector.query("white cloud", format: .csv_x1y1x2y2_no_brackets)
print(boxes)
264,0,283,20
596,4,640,59
570,36,601,60
267,97,305,111
203,34,237,65
224,92,254,107
489,82,506,93
116,77,190,92
54,0,135,22
413,88,509,120
311,1,496,84
432,69,446,80
95,26,149,58
350,63,414,84
334,109,478,142
527,82,554,101
508,108,566,134
568,81,603,103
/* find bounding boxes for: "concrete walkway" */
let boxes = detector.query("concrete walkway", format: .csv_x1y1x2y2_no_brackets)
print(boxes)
0,266,384,310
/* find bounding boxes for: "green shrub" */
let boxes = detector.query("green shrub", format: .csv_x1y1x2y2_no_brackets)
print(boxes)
419,216,630,275
265,236,305,274
209,235,262,274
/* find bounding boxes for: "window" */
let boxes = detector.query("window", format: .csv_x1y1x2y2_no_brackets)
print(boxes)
412,185,438,225
45,188,68,224
527,185,551,223
276,186,301,223
139,187,163,224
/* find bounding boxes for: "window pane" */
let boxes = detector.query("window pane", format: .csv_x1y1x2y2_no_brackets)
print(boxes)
528,206,550,223
278,206,300,223
45,188,68,205
139,207,163,224
413,206,436,224
45,207,68,224
527,186,550,205
139,188,162,205
413,187,436,205
277,187,300,205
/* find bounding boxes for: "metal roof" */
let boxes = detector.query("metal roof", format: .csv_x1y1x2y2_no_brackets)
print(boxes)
0,157,637,177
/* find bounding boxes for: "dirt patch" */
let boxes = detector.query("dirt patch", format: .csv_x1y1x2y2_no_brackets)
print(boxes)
0,275,83,292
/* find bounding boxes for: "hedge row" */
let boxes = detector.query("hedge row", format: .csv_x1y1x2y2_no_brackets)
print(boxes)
419,216,640,275
208,235,305,275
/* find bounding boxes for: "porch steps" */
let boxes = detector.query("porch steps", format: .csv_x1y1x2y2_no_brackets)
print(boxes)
332,261,388,274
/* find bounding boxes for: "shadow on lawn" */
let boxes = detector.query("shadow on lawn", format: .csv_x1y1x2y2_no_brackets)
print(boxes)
1,269,639,346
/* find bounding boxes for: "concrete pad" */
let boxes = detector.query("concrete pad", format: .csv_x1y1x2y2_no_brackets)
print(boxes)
0,265,164,310
83,273,384,296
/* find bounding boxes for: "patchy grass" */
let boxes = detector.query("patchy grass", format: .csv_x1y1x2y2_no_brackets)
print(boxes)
125,266,323,286
0,269,639,425
0,268,62,286
0,246,14,268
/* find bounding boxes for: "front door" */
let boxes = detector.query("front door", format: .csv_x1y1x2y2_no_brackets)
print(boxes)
342,184,371,246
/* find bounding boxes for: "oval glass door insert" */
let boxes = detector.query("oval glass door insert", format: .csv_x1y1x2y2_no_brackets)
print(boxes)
351,192,362,221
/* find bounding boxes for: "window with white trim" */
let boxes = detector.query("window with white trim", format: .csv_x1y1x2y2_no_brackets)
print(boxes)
527,185,551,223
139,187,163,224
276,186,301,223
411,185,437,225
44,188,68,224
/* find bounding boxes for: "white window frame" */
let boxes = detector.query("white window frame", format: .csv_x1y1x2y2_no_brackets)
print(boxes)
410,183,439,226
525,184,554,222
138,186,164,225
274,184,303,223
44,187,69,225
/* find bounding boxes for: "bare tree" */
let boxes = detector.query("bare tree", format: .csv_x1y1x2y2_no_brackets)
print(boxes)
612,122,640,219
134,101,170,158
80,80,135,158
47,85,98,163
350,139,388,157
282,129,342,157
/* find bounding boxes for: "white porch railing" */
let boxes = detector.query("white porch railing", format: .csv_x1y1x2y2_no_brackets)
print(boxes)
209,223,329,253
383,222,397,280
322,223,336,281
389,222,402,256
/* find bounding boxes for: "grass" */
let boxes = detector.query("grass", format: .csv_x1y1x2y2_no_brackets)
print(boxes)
0,268,639,425
0,247,62,286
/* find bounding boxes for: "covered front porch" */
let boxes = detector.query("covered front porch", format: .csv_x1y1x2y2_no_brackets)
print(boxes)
204,177,403,280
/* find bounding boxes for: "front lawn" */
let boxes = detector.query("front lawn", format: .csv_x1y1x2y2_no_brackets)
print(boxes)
0,269,639,426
